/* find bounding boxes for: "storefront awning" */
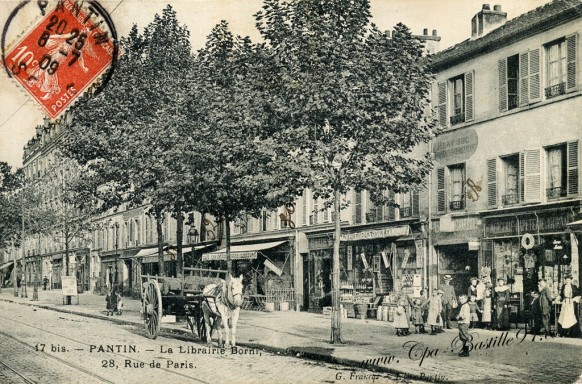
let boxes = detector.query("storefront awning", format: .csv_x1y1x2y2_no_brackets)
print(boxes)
0,261,14,271
125,245,210,263
202,241,286,261
567,219,582,228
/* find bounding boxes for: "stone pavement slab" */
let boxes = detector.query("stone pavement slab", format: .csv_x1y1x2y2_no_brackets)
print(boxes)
2,289,582,383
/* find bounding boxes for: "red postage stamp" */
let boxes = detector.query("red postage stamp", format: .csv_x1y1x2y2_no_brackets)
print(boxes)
4,0,116,118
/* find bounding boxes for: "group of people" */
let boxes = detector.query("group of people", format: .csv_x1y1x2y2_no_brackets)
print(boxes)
105,287,123,316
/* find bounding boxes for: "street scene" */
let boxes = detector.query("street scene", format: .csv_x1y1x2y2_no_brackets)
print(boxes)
1,0,582,383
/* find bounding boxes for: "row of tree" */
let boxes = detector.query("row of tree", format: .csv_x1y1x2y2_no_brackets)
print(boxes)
3,0,438,343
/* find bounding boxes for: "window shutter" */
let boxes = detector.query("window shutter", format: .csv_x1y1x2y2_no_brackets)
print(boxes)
523,148,541,202
567,141,579,195
498,59,508,112
519,51,529,106
412,190,420,216
437,81,447,127
387,190,396,220
464,71,475,121
519,152,525,203
529,48,541,102
437,168,445,213
487,158,497,208
566,33,578,92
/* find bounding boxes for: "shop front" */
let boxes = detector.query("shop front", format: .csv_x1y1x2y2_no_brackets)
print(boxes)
202,238,297,311
305,223,421,314
482,206,581,325
432,215,482,298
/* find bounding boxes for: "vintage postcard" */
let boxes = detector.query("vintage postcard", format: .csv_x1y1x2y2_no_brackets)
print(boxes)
0,1,581,383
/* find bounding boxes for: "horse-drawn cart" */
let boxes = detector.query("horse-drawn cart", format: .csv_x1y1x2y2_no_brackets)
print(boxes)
141,267,227,340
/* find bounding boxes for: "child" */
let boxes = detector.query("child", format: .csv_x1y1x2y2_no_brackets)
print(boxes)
393,299,409,336
116,291,123,315
418,289,428,333
468,295,480,329
410,298,424,334
481,288,492,330
425,289,443,335
456,294,471,357
529,290,542,335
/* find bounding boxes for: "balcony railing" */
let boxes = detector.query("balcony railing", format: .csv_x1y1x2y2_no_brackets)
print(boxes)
546,186,566,200
449,200,465,211
545,82,565,99
502,194,519,205
450,113,465,125
399,207,412,218
508,95,519,110
365,212,377,223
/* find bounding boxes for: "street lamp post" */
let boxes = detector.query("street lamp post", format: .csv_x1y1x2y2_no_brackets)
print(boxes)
110,221,120,289
186,222,199,273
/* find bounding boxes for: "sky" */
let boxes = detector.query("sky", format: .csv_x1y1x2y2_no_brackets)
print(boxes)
0,0,551,169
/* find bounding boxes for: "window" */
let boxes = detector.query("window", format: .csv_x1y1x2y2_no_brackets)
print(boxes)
301,190,307,226
545,35,577,98
499,49,541,111
501,155,520,205
311,198,319,225
449,164,466,210
261,211,268,231
436,71,474,127
400,191,413,218
546,144,568,199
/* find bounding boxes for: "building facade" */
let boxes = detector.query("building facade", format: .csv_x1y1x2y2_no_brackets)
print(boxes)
429,1,582,316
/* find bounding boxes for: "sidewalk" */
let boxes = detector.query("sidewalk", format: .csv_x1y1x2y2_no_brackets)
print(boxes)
2,288,582,384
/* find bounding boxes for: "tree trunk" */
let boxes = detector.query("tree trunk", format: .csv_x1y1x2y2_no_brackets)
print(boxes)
176,207,183,278
155,208,165,277
331,189,343,343
225,217,232,275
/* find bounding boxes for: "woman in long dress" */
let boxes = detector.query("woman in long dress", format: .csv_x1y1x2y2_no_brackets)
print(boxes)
494,278,510,330
425,289,443,335
558,275,580,337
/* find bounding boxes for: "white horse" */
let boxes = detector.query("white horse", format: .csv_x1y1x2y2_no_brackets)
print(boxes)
201,274,244,348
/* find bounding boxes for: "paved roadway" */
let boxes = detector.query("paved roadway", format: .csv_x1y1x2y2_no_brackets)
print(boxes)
0,299,419,384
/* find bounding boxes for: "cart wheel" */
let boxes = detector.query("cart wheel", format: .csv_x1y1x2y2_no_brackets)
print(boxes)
143,280,162,339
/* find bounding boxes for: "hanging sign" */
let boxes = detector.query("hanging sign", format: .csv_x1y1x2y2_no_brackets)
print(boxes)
401,249,411,269
264,260,283,276
347,246,353,270
381,251,389,269
361,253,369,269
521,233,535,249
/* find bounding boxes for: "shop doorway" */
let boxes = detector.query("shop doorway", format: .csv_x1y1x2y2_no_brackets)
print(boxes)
437,244,479,295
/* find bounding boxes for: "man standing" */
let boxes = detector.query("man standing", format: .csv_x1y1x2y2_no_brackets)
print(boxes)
538,278,553,336
439,275,456,329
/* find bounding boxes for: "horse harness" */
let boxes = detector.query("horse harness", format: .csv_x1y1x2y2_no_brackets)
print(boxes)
203,278,241,318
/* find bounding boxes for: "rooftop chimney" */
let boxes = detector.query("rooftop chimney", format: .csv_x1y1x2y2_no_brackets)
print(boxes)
423,28,428,35
413,28,441,55
471,3,507,39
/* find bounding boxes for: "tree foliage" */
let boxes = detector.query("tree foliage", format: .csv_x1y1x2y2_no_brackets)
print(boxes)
0,162,23,249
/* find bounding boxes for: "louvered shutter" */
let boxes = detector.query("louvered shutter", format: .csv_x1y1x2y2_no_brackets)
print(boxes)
523,149,541,202
464,71,475,121
566,34,578,92
387,190,395,220
412,190,420,216
437,81,447,127
519,152,525,203
437,168,445,213
529,48,541,102
499,59,508,112
487,158,497,208
567,141,579,195
519,51,529,106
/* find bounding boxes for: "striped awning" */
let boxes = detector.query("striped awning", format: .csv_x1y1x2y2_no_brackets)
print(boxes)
202,241,286,261
0,261,14,271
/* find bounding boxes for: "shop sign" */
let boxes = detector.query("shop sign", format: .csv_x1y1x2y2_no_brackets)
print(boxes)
485,211,575,237
61,276,77,296
308,236,332,251
264,260,283,276
433,128,478,163
340,225,410,242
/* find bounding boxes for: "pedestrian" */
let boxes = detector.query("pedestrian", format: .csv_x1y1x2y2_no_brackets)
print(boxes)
106,287,118,316
439,275,457,329
557,275,580,338
494,277,510,330
116,290,123,315
538,278,553,336
529,290,542,335
419,289,428,334
468,295,480,329
394,299,410,336
481,288,492,330
425,289,443,335
456,294,471,357
410,298,424,334
42,276,49,291
467,277,478,300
